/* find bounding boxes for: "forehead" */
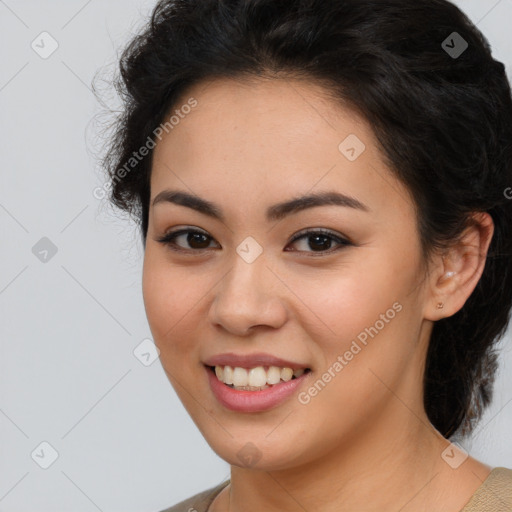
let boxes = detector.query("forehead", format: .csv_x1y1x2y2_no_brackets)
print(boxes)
156,76,368,153
150,76,412,220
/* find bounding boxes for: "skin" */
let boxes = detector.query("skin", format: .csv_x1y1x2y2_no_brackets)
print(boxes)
142,76,494,512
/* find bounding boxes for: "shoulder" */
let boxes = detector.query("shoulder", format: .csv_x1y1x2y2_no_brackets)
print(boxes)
461,467,512,512
157,480,230,512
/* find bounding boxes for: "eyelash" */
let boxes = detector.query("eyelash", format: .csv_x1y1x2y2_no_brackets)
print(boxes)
155,227,352,256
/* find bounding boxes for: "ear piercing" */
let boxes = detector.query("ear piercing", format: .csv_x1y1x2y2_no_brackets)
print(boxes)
437,271,454,310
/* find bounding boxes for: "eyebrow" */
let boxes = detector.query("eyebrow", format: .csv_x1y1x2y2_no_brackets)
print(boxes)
152,189,369,222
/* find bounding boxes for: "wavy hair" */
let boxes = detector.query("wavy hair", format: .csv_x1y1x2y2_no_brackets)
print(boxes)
100,0,512,438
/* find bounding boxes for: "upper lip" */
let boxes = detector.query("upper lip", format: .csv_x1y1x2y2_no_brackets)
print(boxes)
203,352,310,370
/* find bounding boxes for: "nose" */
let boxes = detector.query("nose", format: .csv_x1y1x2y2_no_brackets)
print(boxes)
207,253,288,336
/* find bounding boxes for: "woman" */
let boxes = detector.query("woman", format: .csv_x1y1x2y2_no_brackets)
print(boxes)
101,0,512,510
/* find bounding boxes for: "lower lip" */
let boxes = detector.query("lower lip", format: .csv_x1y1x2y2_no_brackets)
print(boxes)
206,366,310,413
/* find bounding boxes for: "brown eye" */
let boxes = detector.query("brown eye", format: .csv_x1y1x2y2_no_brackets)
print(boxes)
156,227,352,256
156,228,218,252
285,229,352,254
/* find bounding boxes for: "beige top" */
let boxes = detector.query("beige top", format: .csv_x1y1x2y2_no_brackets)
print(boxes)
159,467,512,512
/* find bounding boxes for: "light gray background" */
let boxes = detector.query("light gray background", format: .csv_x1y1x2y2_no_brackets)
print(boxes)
1,1,511,511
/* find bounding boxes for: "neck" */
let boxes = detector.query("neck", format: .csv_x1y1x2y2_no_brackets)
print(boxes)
220,410,489,512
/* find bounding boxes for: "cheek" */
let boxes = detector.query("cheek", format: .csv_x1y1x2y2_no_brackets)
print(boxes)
288,255,418,391
288,258,401,347
288,274,408,435
142,249,207,352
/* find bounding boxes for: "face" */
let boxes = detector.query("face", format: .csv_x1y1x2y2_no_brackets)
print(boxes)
143,77,434,470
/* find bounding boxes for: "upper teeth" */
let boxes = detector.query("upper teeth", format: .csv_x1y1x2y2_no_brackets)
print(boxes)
215,365,306,387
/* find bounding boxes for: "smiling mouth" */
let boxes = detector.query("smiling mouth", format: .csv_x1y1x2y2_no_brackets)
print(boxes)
207,365,312,391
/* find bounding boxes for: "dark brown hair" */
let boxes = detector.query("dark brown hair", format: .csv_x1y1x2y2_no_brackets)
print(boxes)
100,0,512,438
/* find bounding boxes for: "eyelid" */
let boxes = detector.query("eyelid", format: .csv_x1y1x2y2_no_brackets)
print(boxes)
288,227,351,245
155,227,218,252
285,228,352,256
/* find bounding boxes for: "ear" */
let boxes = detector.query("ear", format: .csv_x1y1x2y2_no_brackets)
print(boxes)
424,212,494,321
